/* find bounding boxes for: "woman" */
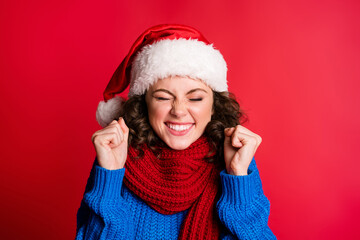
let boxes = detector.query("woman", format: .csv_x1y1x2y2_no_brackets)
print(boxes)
76,24,276,239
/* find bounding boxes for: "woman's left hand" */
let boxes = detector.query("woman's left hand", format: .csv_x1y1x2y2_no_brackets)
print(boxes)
224,125,262,175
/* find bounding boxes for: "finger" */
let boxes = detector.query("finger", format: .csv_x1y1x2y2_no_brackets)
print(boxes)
224,128,235,147
108,120,122,143
224,127,235,137
231,132,249,148
113,120,123,142
233,130,260,148
94,132,120,150
233,125,262,145
233,125,256,136
91,128,113,143
119,117,129,141
98,123,122,144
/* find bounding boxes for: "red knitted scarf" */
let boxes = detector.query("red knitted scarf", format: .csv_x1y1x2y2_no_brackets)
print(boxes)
123,136,221,240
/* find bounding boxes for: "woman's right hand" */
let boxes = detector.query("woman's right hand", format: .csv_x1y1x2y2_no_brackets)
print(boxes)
91,117,129,170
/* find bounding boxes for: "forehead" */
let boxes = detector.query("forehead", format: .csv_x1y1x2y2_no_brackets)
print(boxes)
149,76,212,92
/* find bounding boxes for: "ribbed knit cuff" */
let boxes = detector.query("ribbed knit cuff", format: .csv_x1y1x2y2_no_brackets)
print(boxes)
220,169,258,205
89,166,125,200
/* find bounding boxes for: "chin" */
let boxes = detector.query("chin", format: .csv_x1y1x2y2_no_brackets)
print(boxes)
164,138,194,150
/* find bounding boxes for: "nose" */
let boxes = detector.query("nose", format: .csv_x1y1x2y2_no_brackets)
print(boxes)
170,99,187,117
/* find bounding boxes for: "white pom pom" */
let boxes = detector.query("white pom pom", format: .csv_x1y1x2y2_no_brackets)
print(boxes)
96,96,125,127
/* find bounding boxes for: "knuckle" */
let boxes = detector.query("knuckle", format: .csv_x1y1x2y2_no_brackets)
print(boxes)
92,134,100,143
107,120,117,127
111,131,118,138
248,136,257,145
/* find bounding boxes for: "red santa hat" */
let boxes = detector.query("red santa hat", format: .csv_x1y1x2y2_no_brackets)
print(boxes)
96,24,228,127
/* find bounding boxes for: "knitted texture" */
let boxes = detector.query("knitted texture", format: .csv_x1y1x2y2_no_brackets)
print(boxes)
123,136,221,239
76,157,277,239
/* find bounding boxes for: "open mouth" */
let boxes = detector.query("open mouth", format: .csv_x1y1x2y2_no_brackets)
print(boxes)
165,122,194,133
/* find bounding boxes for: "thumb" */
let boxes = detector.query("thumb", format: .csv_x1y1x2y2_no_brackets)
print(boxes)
224,127,235,145
118,117,129,141
224,127,235,137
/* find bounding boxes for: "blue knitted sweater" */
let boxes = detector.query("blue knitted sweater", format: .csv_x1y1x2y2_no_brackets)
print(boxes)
75,157,276,239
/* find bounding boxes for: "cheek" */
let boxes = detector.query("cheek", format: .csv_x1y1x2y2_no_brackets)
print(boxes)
192,103,213,124
148,103,169,124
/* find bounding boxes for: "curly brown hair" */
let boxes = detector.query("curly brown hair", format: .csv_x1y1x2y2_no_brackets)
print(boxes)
120,91,248,166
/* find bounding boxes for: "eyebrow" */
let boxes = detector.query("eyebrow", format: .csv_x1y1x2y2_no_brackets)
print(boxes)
152,88,208,96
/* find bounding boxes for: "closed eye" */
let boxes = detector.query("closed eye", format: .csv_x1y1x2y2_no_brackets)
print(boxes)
155,97,170,101
189,98,203,101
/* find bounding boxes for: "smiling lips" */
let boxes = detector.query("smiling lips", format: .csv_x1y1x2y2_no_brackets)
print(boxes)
165,122,194,136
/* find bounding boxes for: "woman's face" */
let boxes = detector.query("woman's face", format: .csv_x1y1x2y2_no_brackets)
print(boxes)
145,76,213,150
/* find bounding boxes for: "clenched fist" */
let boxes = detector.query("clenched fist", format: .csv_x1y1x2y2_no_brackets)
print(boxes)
223,125,262,176
91,117,129,170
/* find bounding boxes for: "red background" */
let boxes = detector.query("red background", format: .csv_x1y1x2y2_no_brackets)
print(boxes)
1,0,359,239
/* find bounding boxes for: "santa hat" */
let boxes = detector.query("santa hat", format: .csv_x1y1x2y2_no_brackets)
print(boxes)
96,24,228,127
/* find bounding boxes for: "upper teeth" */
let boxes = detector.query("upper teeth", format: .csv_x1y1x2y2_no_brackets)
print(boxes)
167,123,192,131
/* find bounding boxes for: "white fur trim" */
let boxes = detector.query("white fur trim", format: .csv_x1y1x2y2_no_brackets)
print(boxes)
96,96,125,127
129,38,227,96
